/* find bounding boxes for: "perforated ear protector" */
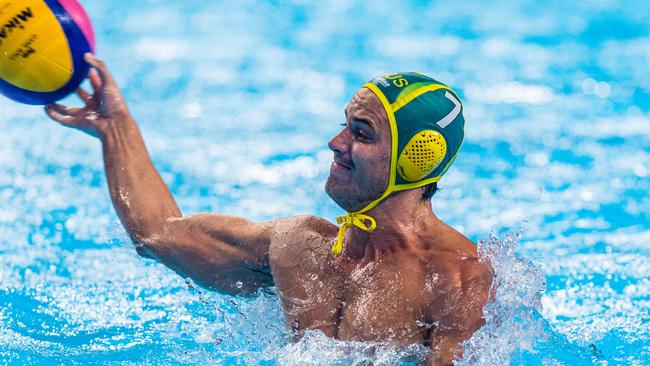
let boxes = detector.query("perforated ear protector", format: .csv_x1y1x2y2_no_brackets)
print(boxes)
397,130,447,182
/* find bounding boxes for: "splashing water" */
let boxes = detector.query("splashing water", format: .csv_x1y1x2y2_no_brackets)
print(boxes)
458,233,599,365
178,279,429,365
277,330,428,366
170,233,598,365
458,232,548,365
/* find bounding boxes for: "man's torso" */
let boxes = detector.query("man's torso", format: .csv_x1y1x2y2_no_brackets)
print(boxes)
267,215,493,346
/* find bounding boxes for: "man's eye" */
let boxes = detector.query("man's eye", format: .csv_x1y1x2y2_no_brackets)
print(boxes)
340,123,347,127
355,130,369,139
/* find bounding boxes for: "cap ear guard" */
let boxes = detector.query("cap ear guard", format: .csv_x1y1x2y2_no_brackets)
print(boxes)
397,130,447,182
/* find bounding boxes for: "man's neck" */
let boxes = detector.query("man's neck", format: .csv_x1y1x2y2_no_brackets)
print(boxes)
343,189,439,261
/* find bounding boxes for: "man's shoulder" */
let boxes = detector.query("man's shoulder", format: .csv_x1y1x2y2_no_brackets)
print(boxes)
267,215,338,259
413,220,481,270
434,223,494,288
414,220,494,323
268,215,337,239
433,219,478,255
419,243,492,293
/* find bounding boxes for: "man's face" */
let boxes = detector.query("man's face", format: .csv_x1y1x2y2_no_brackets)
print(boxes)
325,88,392,212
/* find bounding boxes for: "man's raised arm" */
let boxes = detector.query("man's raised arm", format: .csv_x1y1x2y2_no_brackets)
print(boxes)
44,54,274,295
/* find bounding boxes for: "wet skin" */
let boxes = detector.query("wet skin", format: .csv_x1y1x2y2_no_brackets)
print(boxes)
45,54,493,366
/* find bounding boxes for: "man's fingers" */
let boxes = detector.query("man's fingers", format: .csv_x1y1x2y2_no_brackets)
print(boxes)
44,105,77,126
76,87,92,103
88,69,102,93
47,103,80,116
84,53,115,87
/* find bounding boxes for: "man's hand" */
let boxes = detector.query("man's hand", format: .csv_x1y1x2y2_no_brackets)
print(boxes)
45,53,129,138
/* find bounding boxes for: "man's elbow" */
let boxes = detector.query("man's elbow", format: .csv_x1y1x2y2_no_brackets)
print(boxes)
133,240,156,259
128,227,168,259
119,213,180,254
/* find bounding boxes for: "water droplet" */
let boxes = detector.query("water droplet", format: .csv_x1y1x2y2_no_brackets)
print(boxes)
235,281,243,289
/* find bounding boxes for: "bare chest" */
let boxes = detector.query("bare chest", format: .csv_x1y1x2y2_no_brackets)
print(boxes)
337,261,429,344
270,243,431,344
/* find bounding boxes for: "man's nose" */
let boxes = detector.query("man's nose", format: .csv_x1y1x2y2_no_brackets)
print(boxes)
328,128,351,154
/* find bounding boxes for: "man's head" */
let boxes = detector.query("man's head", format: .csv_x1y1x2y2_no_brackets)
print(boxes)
326,72,465,215
325,88,392,212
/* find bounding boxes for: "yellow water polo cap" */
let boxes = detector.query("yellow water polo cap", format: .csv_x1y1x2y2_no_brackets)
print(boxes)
332,72,465,255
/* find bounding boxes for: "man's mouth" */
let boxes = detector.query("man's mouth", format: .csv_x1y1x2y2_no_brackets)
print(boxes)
332,159,352,170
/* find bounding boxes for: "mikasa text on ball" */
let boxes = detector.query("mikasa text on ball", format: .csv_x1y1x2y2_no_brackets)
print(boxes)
0,0,95,105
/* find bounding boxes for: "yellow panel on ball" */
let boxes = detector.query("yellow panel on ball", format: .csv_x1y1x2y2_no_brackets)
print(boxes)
0,0,73,92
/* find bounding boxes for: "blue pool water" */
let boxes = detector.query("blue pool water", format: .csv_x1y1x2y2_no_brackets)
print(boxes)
1,0,649,364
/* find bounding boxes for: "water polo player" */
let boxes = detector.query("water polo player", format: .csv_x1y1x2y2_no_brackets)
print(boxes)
45,54,494,366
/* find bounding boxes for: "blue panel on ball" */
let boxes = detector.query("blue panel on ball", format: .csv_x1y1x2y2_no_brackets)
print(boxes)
42,0,93,104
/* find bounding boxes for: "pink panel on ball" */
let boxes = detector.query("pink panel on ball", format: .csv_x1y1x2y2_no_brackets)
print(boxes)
57,0,95,51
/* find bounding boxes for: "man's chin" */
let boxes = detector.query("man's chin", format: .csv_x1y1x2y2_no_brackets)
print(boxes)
325,179,354,211
325,181,367,212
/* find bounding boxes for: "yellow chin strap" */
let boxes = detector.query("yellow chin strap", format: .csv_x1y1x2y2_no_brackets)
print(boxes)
331,213,377,255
